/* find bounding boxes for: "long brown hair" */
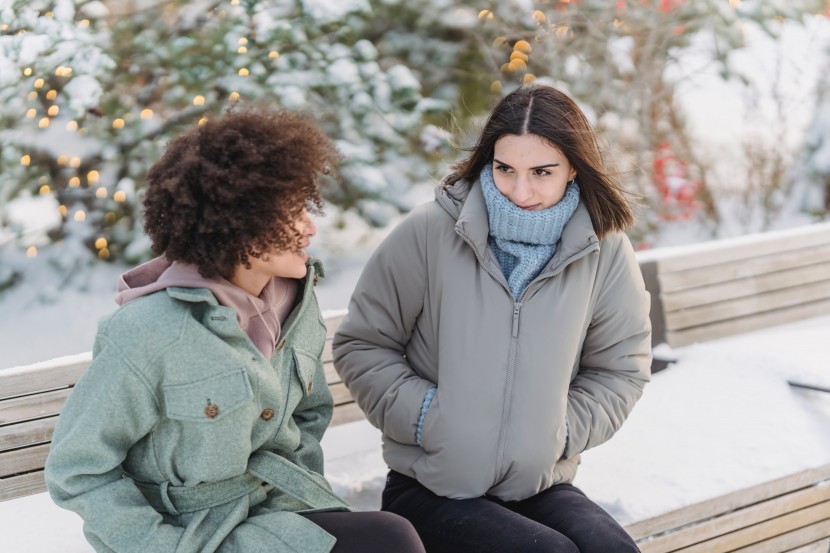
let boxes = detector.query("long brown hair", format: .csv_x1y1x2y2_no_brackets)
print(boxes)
446,85,633,238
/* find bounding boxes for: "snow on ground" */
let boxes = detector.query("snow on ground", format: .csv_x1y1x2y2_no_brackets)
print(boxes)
2,314,828,552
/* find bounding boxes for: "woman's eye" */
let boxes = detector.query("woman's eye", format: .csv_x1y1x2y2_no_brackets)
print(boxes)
494,164,512,173
533,169,551,177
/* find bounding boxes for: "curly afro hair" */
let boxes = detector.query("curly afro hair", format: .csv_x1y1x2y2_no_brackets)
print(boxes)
143,108,339,280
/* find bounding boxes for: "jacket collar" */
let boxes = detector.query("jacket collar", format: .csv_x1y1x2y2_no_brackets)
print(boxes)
436,178,599,267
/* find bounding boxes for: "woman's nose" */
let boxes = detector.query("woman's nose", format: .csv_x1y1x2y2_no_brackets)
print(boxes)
303,210,317,237
511,177,533,204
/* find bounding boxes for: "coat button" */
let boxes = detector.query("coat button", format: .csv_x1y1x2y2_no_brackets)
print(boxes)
277,340,286,351
313,275,319,286
307,382,313,393
205,404,219,419
260,408,274,421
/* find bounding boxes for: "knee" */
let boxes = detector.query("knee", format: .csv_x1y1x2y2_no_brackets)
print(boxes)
370,512,425,553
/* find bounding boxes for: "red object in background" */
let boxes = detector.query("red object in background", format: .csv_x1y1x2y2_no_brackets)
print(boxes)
659,0,683,13
653,142,701,221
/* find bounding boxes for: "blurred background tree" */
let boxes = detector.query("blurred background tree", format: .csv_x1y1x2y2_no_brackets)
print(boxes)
1,0,829,289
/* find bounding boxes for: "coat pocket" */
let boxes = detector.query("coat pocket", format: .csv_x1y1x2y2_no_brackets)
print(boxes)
163,368,253,422
292,349,318,398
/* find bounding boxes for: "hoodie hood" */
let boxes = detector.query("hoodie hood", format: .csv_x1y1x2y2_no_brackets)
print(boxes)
115,257,296,359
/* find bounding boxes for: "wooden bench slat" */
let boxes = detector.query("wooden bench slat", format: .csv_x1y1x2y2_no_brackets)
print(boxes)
665,299,830,347
328,382,354,407
0,357,89,400
786,537,830,553
658,243,830,294
0,443,50,478
329,402,365,427
652,224,830,274
639,483,830,552
664,279,830,332
0,388,73,426
627,463,830,541
0,416,57,452
0,471,47,502
731,518,830,553
662,261,830,312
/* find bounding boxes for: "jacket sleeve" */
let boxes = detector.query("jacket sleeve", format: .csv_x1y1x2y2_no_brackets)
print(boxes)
332,206,436,446
282,353,333,477
563,233,652,459
45,333,186,553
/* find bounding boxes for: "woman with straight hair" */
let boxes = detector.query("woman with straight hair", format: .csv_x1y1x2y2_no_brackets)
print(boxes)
333,85,651,552
45,108,425,553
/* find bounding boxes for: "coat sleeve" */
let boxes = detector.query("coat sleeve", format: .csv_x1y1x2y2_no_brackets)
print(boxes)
332,205,436,446
45,333,186,553
563,233,652,459
282,352,333,477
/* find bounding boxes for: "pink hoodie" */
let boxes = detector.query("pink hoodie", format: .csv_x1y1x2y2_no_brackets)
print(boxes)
115,257,297,359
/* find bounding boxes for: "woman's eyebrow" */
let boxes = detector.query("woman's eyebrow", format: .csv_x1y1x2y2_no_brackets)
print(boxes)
493,158,560,170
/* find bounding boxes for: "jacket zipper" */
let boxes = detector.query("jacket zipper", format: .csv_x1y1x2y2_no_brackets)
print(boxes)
457,227,599,480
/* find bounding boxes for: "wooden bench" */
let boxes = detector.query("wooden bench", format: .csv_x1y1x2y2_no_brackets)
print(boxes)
3,222,830,552
638,221,830,348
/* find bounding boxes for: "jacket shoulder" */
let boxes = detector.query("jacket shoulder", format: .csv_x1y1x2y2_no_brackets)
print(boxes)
98,291,190,359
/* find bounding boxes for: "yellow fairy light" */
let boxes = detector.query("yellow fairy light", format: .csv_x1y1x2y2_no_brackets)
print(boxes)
522,73,537,84
74,210,86,222
112,118,125,129
55,66,65,76
39,184,51,195
87,170,100,184
96,187,108,198
500,63,510,74
20,155,31,166
57,155,68,166
511,51,529,62
238,68,249,77
26,108,37,118
95,237,108,249
98,247,110,260
729,0,741,6
490,80,503,93
38,117,50,128
62,67,72,77
1,24,7,31
58,205,68,216
269,51,279,59
198,117,207,126
46,90,57,100
23,67,32,76
532,10,546,22
478,9,494,20
113,191,127,202
508,58,527,72
230,0,239,5
237,47,248,54
69,157,81,168
34,78,44,88
69,177,81,187
27,91,37,101
27,246,37,257
229,91,240,101
80,19,90,28
48,105,59,116
193,95,206,106
238,37,248,45
555,26,570,39
140,108,153,119
104,212,117,224
514,40,532,54
67,121,78,131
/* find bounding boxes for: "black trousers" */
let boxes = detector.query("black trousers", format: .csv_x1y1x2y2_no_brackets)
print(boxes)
381,470,640,553
303,510,426,553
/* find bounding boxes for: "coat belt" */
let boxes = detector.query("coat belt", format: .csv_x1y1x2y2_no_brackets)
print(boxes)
133,451,352,516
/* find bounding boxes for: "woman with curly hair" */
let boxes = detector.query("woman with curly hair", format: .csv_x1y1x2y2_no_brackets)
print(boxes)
45,108,425,553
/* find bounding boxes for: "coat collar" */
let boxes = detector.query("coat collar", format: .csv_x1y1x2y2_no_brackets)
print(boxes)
436,178,598,267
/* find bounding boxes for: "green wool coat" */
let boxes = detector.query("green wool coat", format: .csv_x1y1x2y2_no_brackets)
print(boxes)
45,259,352,553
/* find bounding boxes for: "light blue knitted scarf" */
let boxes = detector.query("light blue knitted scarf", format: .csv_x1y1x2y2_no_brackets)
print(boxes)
480,164,580,299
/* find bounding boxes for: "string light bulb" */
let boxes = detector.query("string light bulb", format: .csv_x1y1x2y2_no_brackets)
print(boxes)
69,177,81,187
193,95,205,106
87,170,100,184
96,187,108,198
229,91,240,101
46,90,57,100
39,184,51,195
112,118,125,129
140,108,153,119
113,191,127,202
20,155,31,166
27,246,37,257
38,117,50,128
69,157,81,168
67,121,78,131
74,210,86,222
48,105,59,116
238,68,249,77
26,108,37,118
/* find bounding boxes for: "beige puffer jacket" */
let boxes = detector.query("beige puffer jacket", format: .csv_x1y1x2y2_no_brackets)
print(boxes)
333,180,651,501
